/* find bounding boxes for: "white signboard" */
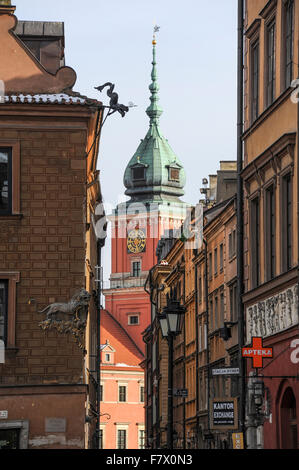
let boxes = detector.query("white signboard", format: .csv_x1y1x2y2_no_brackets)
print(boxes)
246,284,298,343
0,411,8,420
212,368,240,376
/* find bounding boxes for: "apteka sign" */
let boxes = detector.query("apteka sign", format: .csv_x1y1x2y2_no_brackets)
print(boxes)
242,337,273,368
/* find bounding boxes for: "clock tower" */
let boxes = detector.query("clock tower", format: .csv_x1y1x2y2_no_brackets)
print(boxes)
103,33,188,352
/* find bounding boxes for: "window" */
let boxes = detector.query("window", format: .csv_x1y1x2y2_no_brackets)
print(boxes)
140,386,145,403
265,185,275,280
209,299,213,332
0,142,20,216
219,244,223,272
229,230,236,260
0,281,8,344
198,276,202,304
99,429,103,449
0,148,12,215
117,429,127,449
128,315,139,325
0,273,19,349
204,324,207,350
220,292,224,327
284,0,294,88
105,353,110,362
266,20,276,106
251,40,260,122
251,198,260,288
230,282,238,322
282,173,292,272
119,385,127,402
132,167,145,181
209,253,212,280
132,261,141,278
139,429,145,449
100,384,103,402
214,296,218,330
169,168,180,182
214,248,218,276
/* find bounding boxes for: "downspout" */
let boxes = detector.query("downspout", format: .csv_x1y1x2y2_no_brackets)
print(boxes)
297,34,299,363
95,238,103,449
195,261,200,448
237,0,246,446
203,239,210,448
183,266,186,449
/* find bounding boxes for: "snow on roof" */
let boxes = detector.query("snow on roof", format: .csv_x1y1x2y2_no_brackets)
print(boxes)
2,93,100,105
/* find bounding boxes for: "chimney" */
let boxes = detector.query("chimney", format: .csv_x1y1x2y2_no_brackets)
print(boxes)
0,0,16,14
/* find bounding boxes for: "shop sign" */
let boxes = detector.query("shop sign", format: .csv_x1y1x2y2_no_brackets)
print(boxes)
242,337,272,368
0,411,8,420
211,398,238,430
232,432,244,449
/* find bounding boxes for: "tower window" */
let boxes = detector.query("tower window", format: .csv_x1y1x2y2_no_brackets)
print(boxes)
128,315,139,325
132,261,141,277
169,168,180,182
132,167,145,181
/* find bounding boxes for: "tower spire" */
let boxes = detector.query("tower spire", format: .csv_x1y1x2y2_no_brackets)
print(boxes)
146,25,163,126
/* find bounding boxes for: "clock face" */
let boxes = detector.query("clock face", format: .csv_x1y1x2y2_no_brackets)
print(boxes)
127,229,146,254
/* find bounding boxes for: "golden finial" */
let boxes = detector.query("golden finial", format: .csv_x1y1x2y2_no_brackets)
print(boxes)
0,0,12,5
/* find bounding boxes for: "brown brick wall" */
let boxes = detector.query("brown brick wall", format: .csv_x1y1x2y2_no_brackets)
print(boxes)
0,126,89,386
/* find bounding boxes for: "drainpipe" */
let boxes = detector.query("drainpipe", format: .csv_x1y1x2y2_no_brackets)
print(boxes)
237,0,246,446
95,238,103,449
195,261,200,448
183,267,186,449
297,43,299,340
203,239,210,448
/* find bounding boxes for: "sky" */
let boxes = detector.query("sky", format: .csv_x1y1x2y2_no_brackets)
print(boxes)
16,0,238,284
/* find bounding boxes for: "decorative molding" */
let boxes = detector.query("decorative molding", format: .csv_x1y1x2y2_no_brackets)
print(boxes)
245,19,261,39
259,0,277,19
242,133,296,183
246,284,298,343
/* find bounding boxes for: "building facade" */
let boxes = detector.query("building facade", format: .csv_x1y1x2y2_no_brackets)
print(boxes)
242,0,299,449
0,2,105,449
144,164,239,449
99,310,145,450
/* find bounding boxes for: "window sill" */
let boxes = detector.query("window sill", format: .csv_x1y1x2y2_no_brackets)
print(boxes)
0,214,23,221
4,347,19,355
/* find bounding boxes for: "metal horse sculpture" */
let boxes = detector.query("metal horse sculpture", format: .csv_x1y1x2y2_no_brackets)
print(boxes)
38,288,91,351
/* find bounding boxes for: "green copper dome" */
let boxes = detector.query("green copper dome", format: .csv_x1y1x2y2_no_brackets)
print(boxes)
124,39,186,203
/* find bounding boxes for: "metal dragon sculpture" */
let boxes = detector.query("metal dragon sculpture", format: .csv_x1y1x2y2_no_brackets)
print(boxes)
95,83,129,117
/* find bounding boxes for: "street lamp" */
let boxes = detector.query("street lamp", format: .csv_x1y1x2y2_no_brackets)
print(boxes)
158,297,185,450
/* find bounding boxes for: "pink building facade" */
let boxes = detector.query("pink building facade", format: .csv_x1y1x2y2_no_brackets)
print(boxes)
99,310,145,449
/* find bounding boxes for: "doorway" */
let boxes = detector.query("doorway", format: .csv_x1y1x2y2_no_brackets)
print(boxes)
0,428,20,449
280,387,297,449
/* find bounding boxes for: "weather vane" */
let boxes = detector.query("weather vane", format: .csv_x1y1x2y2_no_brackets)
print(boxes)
153,25,160,44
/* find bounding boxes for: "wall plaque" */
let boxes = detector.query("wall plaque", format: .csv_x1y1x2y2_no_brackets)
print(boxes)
45,418,66,433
